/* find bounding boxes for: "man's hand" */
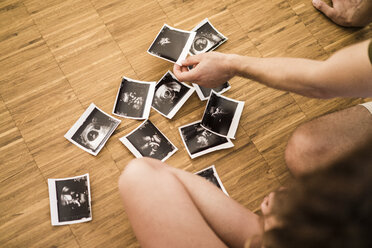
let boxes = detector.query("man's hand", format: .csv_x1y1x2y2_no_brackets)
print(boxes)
173,52,235,88
312,0,372,27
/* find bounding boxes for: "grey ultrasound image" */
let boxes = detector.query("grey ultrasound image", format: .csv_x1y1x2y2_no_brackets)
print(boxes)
127,120,175,160
199,82,230,98
181,122,228,155
202,93,237,136
149,26,190,62
190,21,226,55
71,108,118,153
114,78,150,118
55,176,90,222
196,168,222,190
152,72,189,115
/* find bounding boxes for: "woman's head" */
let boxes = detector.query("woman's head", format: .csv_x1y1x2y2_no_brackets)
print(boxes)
263,140,372,248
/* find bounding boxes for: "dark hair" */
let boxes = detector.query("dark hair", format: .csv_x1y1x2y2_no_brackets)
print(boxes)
263,140,372,248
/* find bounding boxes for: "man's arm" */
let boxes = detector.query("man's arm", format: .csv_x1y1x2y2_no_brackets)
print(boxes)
173,39,372,99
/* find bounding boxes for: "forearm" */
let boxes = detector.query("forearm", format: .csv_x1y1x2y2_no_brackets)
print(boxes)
229,55,326,98
229,39,372,99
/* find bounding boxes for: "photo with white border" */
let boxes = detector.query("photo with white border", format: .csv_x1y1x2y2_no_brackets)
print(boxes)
190,18,228,55
148,24,196,65
48,174,92,226
65,103,121,156
193,81,231,101
201,91,244,139
112,77,155,120
152,71,195,119
119,119,178,162
195,165,229,196
179,120,234,159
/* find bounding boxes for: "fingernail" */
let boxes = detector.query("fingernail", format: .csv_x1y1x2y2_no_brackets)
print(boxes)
312,0,320,7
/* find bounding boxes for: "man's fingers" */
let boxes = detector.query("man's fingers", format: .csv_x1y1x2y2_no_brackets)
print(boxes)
312,0,336,19
181,54,202,67
173,64,198,82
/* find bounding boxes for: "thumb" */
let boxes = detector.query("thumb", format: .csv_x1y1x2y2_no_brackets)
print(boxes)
312,0,335,19
181,54,203,67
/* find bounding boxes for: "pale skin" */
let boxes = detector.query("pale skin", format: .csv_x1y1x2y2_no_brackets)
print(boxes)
312,0,372,27
119,3,372,248
119,158,273,248
173,39,372,176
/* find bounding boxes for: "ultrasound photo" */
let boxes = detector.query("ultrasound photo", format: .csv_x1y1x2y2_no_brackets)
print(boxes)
148,24,196,65
190,18,227,55
48,174,92,226
201,91,244,139
179,120,233,159
113,77,155,119
193,82,231,101
120,120,177,162
152,71,194,119
195,165,228,196
65,103,121,156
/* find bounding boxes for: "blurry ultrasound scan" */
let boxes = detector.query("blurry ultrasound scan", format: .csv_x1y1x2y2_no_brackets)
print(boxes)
152,71,194,119
48,174,92,226
65,103,121,156
190,18,227,55
120,120,178,162
195,165,228,195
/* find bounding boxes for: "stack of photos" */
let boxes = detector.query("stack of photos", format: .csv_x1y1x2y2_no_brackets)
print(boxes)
148,24,196,65
48,174,92,226
190,18,228,55
195,165,229,196
193,82,231,101
201,91,244,139
120,119,177,162
65,103,121,156
112,77,156,119
152,71,195,119
179,120,234,159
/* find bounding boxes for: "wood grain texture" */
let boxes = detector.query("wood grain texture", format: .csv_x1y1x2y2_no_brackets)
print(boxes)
1,0,370,246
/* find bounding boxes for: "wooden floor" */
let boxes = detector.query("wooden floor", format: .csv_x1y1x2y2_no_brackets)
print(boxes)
0,0,371,247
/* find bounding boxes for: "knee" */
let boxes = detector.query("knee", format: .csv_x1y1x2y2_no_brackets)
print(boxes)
118,158,166,192
119,158,152,191
285,124,323,177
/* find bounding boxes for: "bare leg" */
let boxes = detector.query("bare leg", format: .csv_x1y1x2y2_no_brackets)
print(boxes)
118,158,262,248
285,105,372,177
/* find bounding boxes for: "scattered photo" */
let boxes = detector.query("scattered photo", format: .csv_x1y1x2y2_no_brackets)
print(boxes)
193,82,231,101
65,103,121,156
113,77,155,119
148,24,196,65
195,165,228,196
120,119,177,162
201,91,244,139
152,71,194,119
190,18,227,55
179,120,234,159
48,174,92,226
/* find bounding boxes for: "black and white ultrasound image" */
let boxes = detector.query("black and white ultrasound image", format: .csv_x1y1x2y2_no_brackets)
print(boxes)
190,21,226,55
152,72,189,116
126,120,175,160
55,176,91,222
196,167,222,190
181,122,228,155
114,78,150,118
149,25,190,62
71,108,118,153
199,82,230,98
202,93,237,136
